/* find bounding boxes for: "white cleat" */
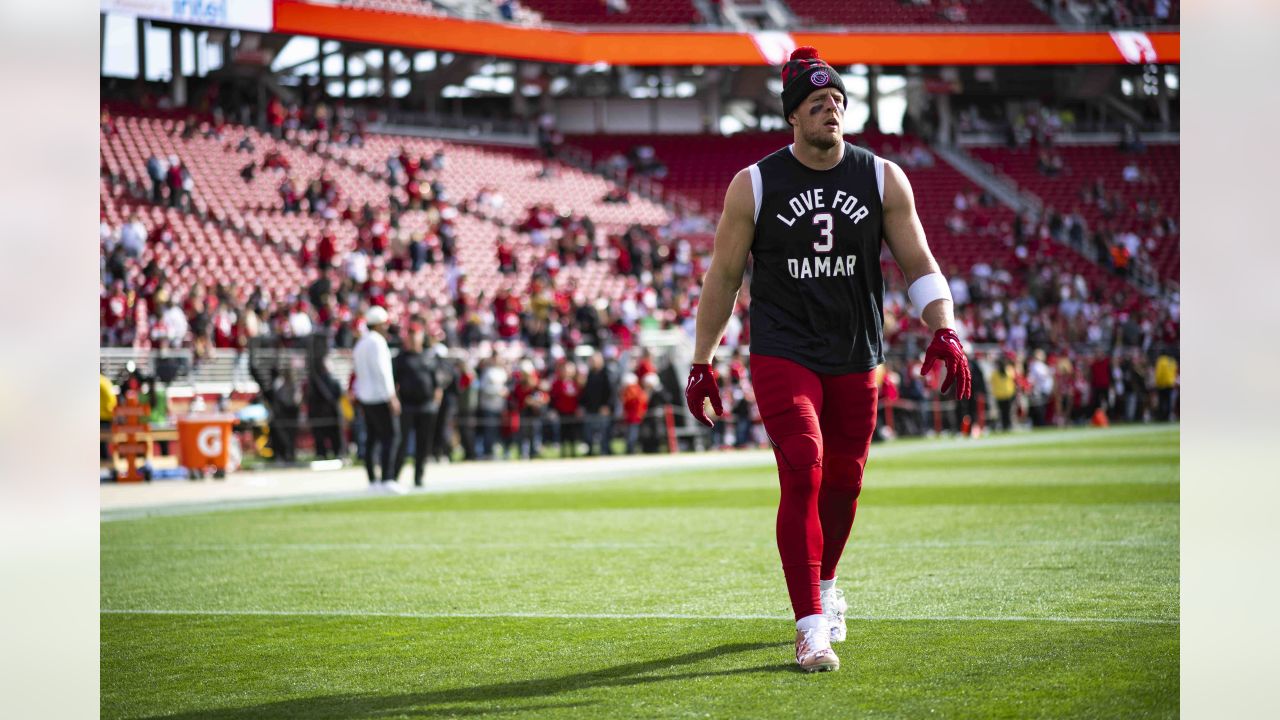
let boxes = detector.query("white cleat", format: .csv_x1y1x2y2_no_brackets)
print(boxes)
381,480,409,495
795,627,840,673
821,587,848,643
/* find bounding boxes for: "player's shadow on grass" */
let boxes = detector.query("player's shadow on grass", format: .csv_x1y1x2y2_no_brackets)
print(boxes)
140,641,790,719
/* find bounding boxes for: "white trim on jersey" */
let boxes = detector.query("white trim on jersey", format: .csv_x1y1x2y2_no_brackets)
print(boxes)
874,156,886,203
748,164,763,223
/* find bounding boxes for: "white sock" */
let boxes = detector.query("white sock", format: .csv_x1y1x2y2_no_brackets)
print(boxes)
796,614,827,634
820,577,837,593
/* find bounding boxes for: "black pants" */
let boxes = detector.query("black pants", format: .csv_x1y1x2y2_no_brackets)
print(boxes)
433,400,455,461
1157,388,1173,422
1029,400,1047,427
559,416,580,458
997,399,1014,431
476,409,501,459
271,409,298,462
394,408,436,486
458,405,477,461
312,414,341,459
360,402,397,482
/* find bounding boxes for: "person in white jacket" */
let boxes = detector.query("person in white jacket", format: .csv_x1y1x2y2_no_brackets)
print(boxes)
352,306,403,492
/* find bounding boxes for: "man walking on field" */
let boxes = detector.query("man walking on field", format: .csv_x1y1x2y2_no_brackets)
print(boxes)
685,47,972,672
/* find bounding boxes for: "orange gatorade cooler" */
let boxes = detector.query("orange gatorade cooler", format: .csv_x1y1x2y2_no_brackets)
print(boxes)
177,414,236,474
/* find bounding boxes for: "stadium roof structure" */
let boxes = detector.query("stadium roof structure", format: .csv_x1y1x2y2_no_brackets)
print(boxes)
273,1,1177,67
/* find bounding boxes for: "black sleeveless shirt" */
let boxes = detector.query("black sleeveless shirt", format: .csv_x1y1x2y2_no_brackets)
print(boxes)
748,142,886,374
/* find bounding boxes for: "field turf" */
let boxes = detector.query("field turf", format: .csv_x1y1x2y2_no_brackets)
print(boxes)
101,426,1178,719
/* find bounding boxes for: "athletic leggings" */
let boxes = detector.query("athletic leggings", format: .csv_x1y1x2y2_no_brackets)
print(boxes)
750,354,878,621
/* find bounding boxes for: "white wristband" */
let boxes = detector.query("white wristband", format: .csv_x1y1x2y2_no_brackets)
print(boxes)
907,272,952,318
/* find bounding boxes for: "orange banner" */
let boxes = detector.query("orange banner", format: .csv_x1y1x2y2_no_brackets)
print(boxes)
273,1,1179,66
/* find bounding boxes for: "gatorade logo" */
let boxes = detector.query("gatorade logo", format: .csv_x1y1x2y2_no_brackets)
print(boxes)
810,70,830,87
197,426,223,457
749,31,797,66
1110,31,1157,64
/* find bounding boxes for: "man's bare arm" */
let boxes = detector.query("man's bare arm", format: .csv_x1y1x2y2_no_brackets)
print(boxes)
692,169,756,364
881,160,954,333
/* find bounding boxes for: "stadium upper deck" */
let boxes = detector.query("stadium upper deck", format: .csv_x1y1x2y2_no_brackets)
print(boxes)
326,0,1175,28
786,0,1053,27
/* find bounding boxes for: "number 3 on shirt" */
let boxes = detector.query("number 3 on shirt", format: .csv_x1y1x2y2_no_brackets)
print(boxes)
812,212,834,253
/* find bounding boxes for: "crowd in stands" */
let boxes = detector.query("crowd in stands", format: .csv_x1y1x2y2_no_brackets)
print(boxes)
1054,0,1178,27
973,145,1177,287
954,100,1174,143
101,94,1178,471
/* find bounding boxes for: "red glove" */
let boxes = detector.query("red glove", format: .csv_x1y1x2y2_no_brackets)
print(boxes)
685,363,724,428
921,328,972,400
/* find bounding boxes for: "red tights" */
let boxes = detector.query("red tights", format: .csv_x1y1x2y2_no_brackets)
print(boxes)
750,354,879,621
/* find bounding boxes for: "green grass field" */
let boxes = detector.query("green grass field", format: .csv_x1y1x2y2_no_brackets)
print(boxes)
101,426,1179,719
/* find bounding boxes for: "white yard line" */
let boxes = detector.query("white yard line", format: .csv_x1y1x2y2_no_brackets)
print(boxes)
101,425,1176,522
100,607,1178,625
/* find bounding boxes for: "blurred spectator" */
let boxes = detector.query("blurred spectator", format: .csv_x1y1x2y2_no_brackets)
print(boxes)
100,369,116,460
1037,149,1063,177
267,96,286,139
353,307,400,487
307,336,344,460
287,302,313,338
475,357,509,460
159,299,189,347
581,352,615,456
1027,349,1054,426
269,366,302,463
991,358,1018,431
145,154,167,203
731,377,756,448
1154,351,1178,421
1118,352,1148,423
549,361,583,457
120,213,147,259
393,317,442,485
1089,353,1112,416
165,156,189,209
514,364,548,459
433,352,460,462
620,372,647,455
496,235,516,275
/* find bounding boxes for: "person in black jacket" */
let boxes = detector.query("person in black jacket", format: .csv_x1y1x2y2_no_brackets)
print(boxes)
306,334,343,460
272,366,302,463
432,351,458,463
250,360,302,464
392,317,442,486
581,352,615,456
